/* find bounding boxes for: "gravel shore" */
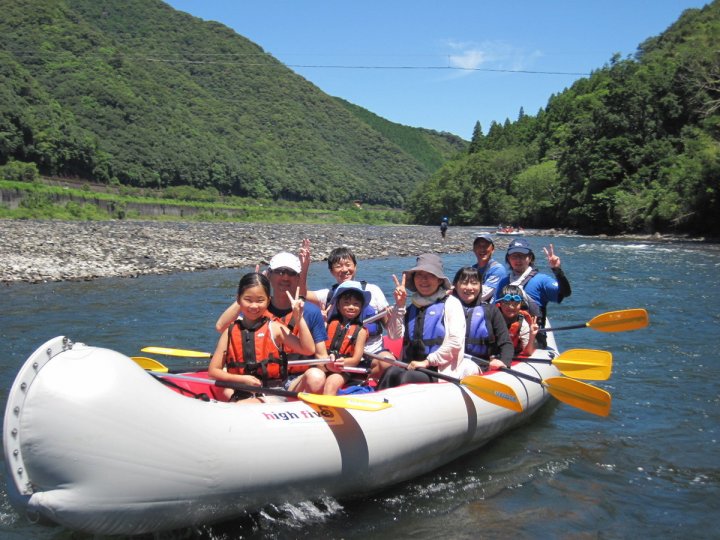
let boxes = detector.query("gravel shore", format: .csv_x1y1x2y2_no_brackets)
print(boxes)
2,219,702,284
0,220,509,284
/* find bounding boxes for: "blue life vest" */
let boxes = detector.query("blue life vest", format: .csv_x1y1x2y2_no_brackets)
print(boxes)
403,298,447,360
463,304,494,358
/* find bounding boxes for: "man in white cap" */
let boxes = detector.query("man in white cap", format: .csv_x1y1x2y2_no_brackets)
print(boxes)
471,233,507,302
215,251,329,394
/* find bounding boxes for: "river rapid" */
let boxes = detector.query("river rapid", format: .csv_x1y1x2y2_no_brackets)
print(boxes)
1,233,718,539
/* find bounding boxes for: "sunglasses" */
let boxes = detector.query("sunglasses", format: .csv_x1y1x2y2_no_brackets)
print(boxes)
272,269,298,277
497,294,522,303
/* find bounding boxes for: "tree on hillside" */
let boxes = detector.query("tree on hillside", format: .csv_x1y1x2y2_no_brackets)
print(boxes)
468,121,483,153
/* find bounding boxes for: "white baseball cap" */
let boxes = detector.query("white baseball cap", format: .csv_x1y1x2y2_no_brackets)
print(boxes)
268,252,301,273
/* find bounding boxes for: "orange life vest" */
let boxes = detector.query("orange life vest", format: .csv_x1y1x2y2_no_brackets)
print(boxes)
325,318,365,357
273,311,312,374
225,314,284,384
503,309,533,354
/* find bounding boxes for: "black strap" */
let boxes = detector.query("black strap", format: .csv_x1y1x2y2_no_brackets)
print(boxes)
328,318,362,355
156,377,210,401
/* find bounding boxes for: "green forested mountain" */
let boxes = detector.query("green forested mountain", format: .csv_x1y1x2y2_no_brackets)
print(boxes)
0,0,464,207
409,2,719,235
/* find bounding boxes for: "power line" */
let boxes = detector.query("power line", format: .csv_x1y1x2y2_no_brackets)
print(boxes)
8,50,591,76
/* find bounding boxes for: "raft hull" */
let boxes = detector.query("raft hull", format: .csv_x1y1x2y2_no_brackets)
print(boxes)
3,336,560,535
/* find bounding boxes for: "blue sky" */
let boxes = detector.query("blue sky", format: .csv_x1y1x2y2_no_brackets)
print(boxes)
165,0,709,140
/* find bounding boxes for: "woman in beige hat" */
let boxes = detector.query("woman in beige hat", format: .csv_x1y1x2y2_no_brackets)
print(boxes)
378,253,479,389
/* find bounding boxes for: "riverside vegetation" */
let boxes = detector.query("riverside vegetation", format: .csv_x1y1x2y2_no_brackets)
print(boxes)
0,0,718,236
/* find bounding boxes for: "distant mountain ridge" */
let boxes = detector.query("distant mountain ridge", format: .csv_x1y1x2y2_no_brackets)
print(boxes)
0,0,466,207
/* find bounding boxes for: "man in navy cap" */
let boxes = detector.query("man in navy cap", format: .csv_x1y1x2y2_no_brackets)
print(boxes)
496,238,571,341
471,232,507,302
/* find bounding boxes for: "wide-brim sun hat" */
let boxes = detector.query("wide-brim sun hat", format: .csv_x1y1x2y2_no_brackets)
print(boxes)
404,253,452,292
329,280,372,307
268,252,302,273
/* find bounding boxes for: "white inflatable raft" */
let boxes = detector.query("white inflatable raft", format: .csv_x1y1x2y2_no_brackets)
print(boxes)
3,335,561,535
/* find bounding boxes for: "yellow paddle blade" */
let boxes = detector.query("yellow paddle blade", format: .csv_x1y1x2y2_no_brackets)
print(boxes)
131,356,169,372
298,392,392,412
552,349,612,380
141,346,211,358
587,308,649,333
460,375,524,413
543,377,611,417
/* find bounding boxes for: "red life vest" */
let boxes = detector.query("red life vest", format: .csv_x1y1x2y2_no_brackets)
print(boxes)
502,308,533,354
225,314,284,384
326,318,365,357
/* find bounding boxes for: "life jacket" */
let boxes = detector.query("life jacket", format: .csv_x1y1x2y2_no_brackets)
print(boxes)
463,304,495,358
326,281,382,337
272,310,312,374
325,317,364,357
225,314,285,385
502,309,533,354
403,298,447,360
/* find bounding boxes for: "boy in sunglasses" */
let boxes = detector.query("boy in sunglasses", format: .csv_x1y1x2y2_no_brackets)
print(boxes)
496,285,539,357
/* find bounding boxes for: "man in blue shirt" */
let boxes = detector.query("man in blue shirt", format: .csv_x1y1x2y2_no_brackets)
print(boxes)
495,238,571,333
471,233,508,302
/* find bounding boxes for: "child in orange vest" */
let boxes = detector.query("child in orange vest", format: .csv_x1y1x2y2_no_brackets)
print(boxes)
208,272,314,402
323,281,370,395
496,284,539,356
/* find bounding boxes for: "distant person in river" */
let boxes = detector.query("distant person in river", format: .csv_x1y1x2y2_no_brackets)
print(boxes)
440,217,448,239
471,233,508,303
452,267,514,370
378,253,479,389
496,238,571,346
301,244,392,383
215,250,329,394
208,272,315,403
322,281,371,395
495,284,539,356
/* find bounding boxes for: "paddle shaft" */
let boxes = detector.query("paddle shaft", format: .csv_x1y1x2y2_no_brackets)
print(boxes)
151,372,299,398
537,323,587,333
365,352,462,384
466,355,543,384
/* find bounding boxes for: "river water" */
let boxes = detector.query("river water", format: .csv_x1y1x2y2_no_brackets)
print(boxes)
1,234,718,539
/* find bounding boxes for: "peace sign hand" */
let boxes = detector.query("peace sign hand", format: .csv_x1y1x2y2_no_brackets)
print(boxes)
286,286,305,321
543,244,561,269
392,273,407,306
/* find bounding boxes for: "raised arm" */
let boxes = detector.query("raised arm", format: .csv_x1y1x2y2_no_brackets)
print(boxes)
215,301,242,333
386,273,407,340
543,244,571,300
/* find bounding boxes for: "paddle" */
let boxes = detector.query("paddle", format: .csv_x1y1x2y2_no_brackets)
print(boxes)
503,349,612,381
133,356,368,375
141,346,211,358
364,351,523,413
132,356,173,372
140,311,391,359
539,308,649,333
466,355,611,417
150,372,391,411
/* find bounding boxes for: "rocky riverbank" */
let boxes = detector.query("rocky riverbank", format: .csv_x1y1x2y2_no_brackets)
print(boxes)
0,220,499,284
2,220,702,284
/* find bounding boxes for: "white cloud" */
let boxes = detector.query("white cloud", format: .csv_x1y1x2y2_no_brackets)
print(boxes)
448,49,486,70
442,39,542,74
